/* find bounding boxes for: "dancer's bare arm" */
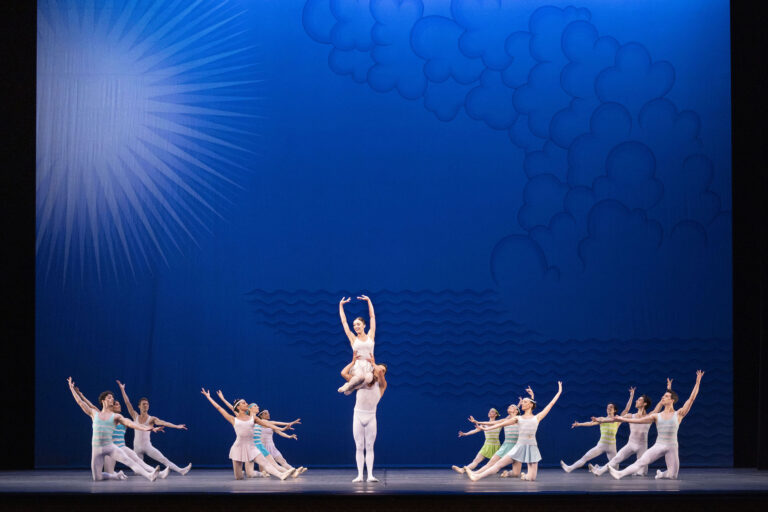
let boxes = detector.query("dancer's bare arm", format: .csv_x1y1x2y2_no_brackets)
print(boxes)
649,378,673,415
339,297,355,345
116,380,138,421
615,414,656,424
116,413,162,432
154,417,188,430
216,390,237,413
202,388,235,426
571,420,598,428
273,428,298,440
621,387,636,416
341,356,357,382
67,377,94,417
458,428,481,437
75,387,99,412
478,417,518,430
358,295,375,340
678,370,705,420
535,381,562,421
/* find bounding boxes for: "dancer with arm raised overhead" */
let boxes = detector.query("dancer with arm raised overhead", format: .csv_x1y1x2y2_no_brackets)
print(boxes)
338,295,377,394
117,380,191,475
609,371,705,480
67,377,161,482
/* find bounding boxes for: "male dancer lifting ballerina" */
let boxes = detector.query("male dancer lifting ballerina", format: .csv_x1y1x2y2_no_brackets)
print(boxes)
341,352,387,482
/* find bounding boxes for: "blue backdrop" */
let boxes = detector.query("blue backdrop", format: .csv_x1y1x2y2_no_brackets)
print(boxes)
36,0,732,468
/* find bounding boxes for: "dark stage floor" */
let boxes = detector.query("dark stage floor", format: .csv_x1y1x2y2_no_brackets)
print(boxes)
2,467,767,495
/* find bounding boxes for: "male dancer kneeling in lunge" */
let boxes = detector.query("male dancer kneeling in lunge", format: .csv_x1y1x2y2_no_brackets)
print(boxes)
589,381,671,476
117,380,192,475
609,370,705,480
341,352,387,482
67,377,162,481
74,386,169,479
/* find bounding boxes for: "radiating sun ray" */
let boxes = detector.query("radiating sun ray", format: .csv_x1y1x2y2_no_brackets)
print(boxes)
37,0,261,284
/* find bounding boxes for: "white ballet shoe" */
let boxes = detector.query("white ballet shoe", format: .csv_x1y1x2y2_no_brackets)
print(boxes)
560,460,573,473
587,463,595,473
520,472,529,480
179,463,192,475
655,469,663,480
149,466,160,482
297,466,308,475
338,383,350,394
291,468,302,478
467,471,479,482
500,470,509,478
451,465,465,474
352,476,364,483
367,476,379,482
159,467,171,479
117,470,128,480
608,466,622,480
278,470,292,481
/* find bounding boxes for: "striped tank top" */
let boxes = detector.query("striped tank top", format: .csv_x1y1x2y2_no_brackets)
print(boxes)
92,413,116,447
655,412,680,446
599,421,619,444
253,424,266,447
483,426,501,445
502,423,519,445
516,416,539,446
112,423,127,448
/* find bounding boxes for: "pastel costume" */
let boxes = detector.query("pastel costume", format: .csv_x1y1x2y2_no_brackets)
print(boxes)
132,415,188,473
612,411,680,479
509,416,542,463
261,427,283,459
90,412,156,481
252,424,270,457
593,413,651,476
230,417,259,462
494,423,520,459
351,336,375,377
562,421,619,471
104,423,155,475
478,426,502,459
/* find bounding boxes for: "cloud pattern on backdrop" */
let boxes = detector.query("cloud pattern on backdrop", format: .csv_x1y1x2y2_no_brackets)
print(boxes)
303,0,730,339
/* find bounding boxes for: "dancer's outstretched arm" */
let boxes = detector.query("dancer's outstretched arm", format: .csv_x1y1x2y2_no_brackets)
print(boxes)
153,417,187,430
621,387,636,416
67,377,94,417
116,380,138,421
571,420,598,428
478,417,518,430
458,428,481,437
535,381,562,421
358,295,375,340
590,416,619,424
116,414,162,432
469,416,506,427
216,390,237,412
202,388,235,426
678,370,705,419
75,387,99,412
649,378,674,415
339,297,355,345
273,428,298,440
270,419,301,428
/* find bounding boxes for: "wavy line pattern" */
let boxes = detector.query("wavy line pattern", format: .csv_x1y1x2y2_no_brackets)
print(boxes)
246,289,732,465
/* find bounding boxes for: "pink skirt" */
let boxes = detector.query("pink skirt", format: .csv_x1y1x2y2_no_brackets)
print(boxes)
229,440,259,462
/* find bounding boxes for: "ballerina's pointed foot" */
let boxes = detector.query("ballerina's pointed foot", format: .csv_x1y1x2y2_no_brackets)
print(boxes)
352,476,364,483
298,466,308,475
467,471,479,482
587,463,595,474
655,469,664,480
117,471,128,480
337,384,348,394
560,460,572,473
278,470,292,481
159,467,171,479
291,468,302,478
608,466,621,480
179,463,192,476
367,476,379,482
500,470,509,478
451,465,465,474
520,472,529,480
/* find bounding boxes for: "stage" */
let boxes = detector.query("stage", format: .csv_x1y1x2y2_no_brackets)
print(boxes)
2,468,767,511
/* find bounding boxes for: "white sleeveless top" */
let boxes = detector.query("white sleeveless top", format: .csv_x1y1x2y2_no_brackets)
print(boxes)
352,335,375,360
134,415,152,447
628,413,652,444
354,381,381,414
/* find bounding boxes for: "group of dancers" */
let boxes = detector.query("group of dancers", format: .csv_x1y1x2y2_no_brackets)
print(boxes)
453,370,705,481
68,294,704,483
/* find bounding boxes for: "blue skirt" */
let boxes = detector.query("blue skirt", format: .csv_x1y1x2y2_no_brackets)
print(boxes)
510,443,542,463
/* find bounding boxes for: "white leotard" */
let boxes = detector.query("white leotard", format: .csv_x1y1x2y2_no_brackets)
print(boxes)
351,336,375,374
134,415,152,448
628,413,652,445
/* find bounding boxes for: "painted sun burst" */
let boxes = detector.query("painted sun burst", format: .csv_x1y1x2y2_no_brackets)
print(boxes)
37,0,261,283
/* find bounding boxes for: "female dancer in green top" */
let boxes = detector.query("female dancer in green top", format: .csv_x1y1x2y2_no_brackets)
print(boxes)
451,407,501,473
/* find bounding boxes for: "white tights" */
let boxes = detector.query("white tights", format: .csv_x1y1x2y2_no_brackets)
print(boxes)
593,441,648,475
91,444,156,481
135,443,184,472
251,454,289,478
613,443,679,479
353,410,377,479
563,442,616,471
104,446,155,474
468,455,518,480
